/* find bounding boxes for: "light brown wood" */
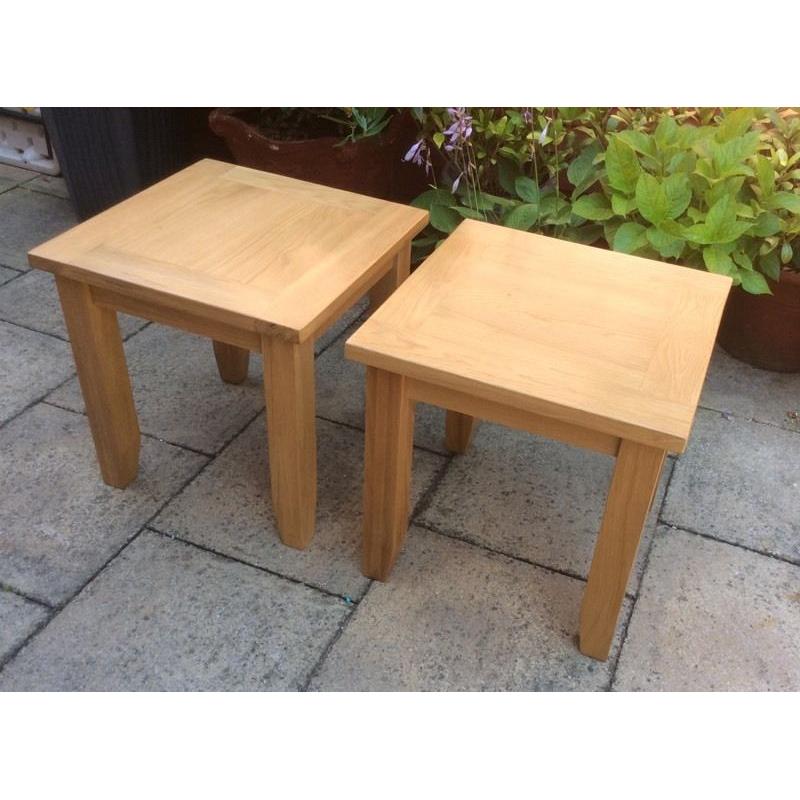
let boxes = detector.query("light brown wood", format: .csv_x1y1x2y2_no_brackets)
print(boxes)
55,276,140,487
369,240,412,313
347,219,731,453
579,440,666,660
29,159,429,344
212,340,250,384
444,410,476,454
91,286,262,351
262,335,317,549
362,367,415,581
410,378,620,456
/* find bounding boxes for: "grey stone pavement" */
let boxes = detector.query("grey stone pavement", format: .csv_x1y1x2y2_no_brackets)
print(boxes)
1,162,799,691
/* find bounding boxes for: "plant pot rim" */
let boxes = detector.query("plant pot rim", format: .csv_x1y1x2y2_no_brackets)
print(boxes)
209,107,401,150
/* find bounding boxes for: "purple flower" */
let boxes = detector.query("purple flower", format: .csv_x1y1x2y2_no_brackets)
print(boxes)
403,138,432,175
404,139,425,164
442,107,473,152
452,172,463,193
523,108,533,124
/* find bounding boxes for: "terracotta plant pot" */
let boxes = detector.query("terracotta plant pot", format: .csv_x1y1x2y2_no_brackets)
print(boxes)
208,108,426,203
717,268,800,372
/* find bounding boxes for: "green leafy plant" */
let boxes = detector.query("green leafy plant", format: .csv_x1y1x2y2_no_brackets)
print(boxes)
256,107,394,144
409,107,800,293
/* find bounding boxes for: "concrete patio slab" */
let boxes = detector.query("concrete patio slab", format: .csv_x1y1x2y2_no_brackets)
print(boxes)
662,409,800,563
0,531,349,691
0,590,49,664
418,422,672,594
49,324,266,454
0,187,76,270
316,336,448,454
0,320,72,424
24,175,70,200
702,346,800,433
311,526,628,691
153,414,445,599
0,266,20,286
614,527,800,691
0,269,147,341
0,404,206,605
0,164,36,193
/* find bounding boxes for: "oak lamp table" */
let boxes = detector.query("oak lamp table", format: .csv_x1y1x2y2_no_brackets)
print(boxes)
28,159,428,549
346,219,731,661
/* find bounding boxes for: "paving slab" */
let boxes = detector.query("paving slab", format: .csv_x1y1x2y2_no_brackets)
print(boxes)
311,526,628,690
418,422,671,594
0,163,36,193
0,319,73,424
701,346,800,433
0,531,348,691
0,269,146,340
662,409,800,562
316,336,448,453
49,324,266,454
0,266,20,286
0,404,207,605
614,527,800,691
0,590,49,664
24,175,70,200
0,187,76,270
153,415,445,599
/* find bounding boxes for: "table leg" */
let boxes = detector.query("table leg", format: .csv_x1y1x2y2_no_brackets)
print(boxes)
580,439,666,660
55,276,140,488
262,335,317,549
212,340,249,384
368,240,411,313
445,410,476,454
362,367,415,581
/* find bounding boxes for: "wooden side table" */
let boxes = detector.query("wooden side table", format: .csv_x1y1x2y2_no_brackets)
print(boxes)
28,159,427,549
346,220,731,661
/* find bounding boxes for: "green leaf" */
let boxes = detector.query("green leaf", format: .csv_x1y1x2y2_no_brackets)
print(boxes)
453,206,485,220
646,226,685,258
514,176,540,205
716,107,756,142
567,143,600,188
755,155,775,197
711,132,760,177
686,195,751,244
429,204,461,233
411,188,455,210
759,249,781,281
615,130,655,158
751,213,783,237
781,242,793,264
663,173,692,219
767,192,800,214
654,115,678,148
613,222,647,253
573,193,614,221
432,131,445,148
605,136,641,195
502,203,540,231
703,245,738,277
635,174,669,225
497,159,520,196
740,270,771,294
611,193,637,216
563,224,604,245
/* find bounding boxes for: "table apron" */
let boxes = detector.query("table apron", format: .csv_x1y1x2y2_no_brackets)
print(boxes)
90,286,263,351
406,377,621,457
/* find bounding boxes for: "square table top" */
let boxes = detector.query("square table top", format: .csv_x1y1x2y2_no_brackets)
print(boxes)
346,219,732,452
28,159,428,342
